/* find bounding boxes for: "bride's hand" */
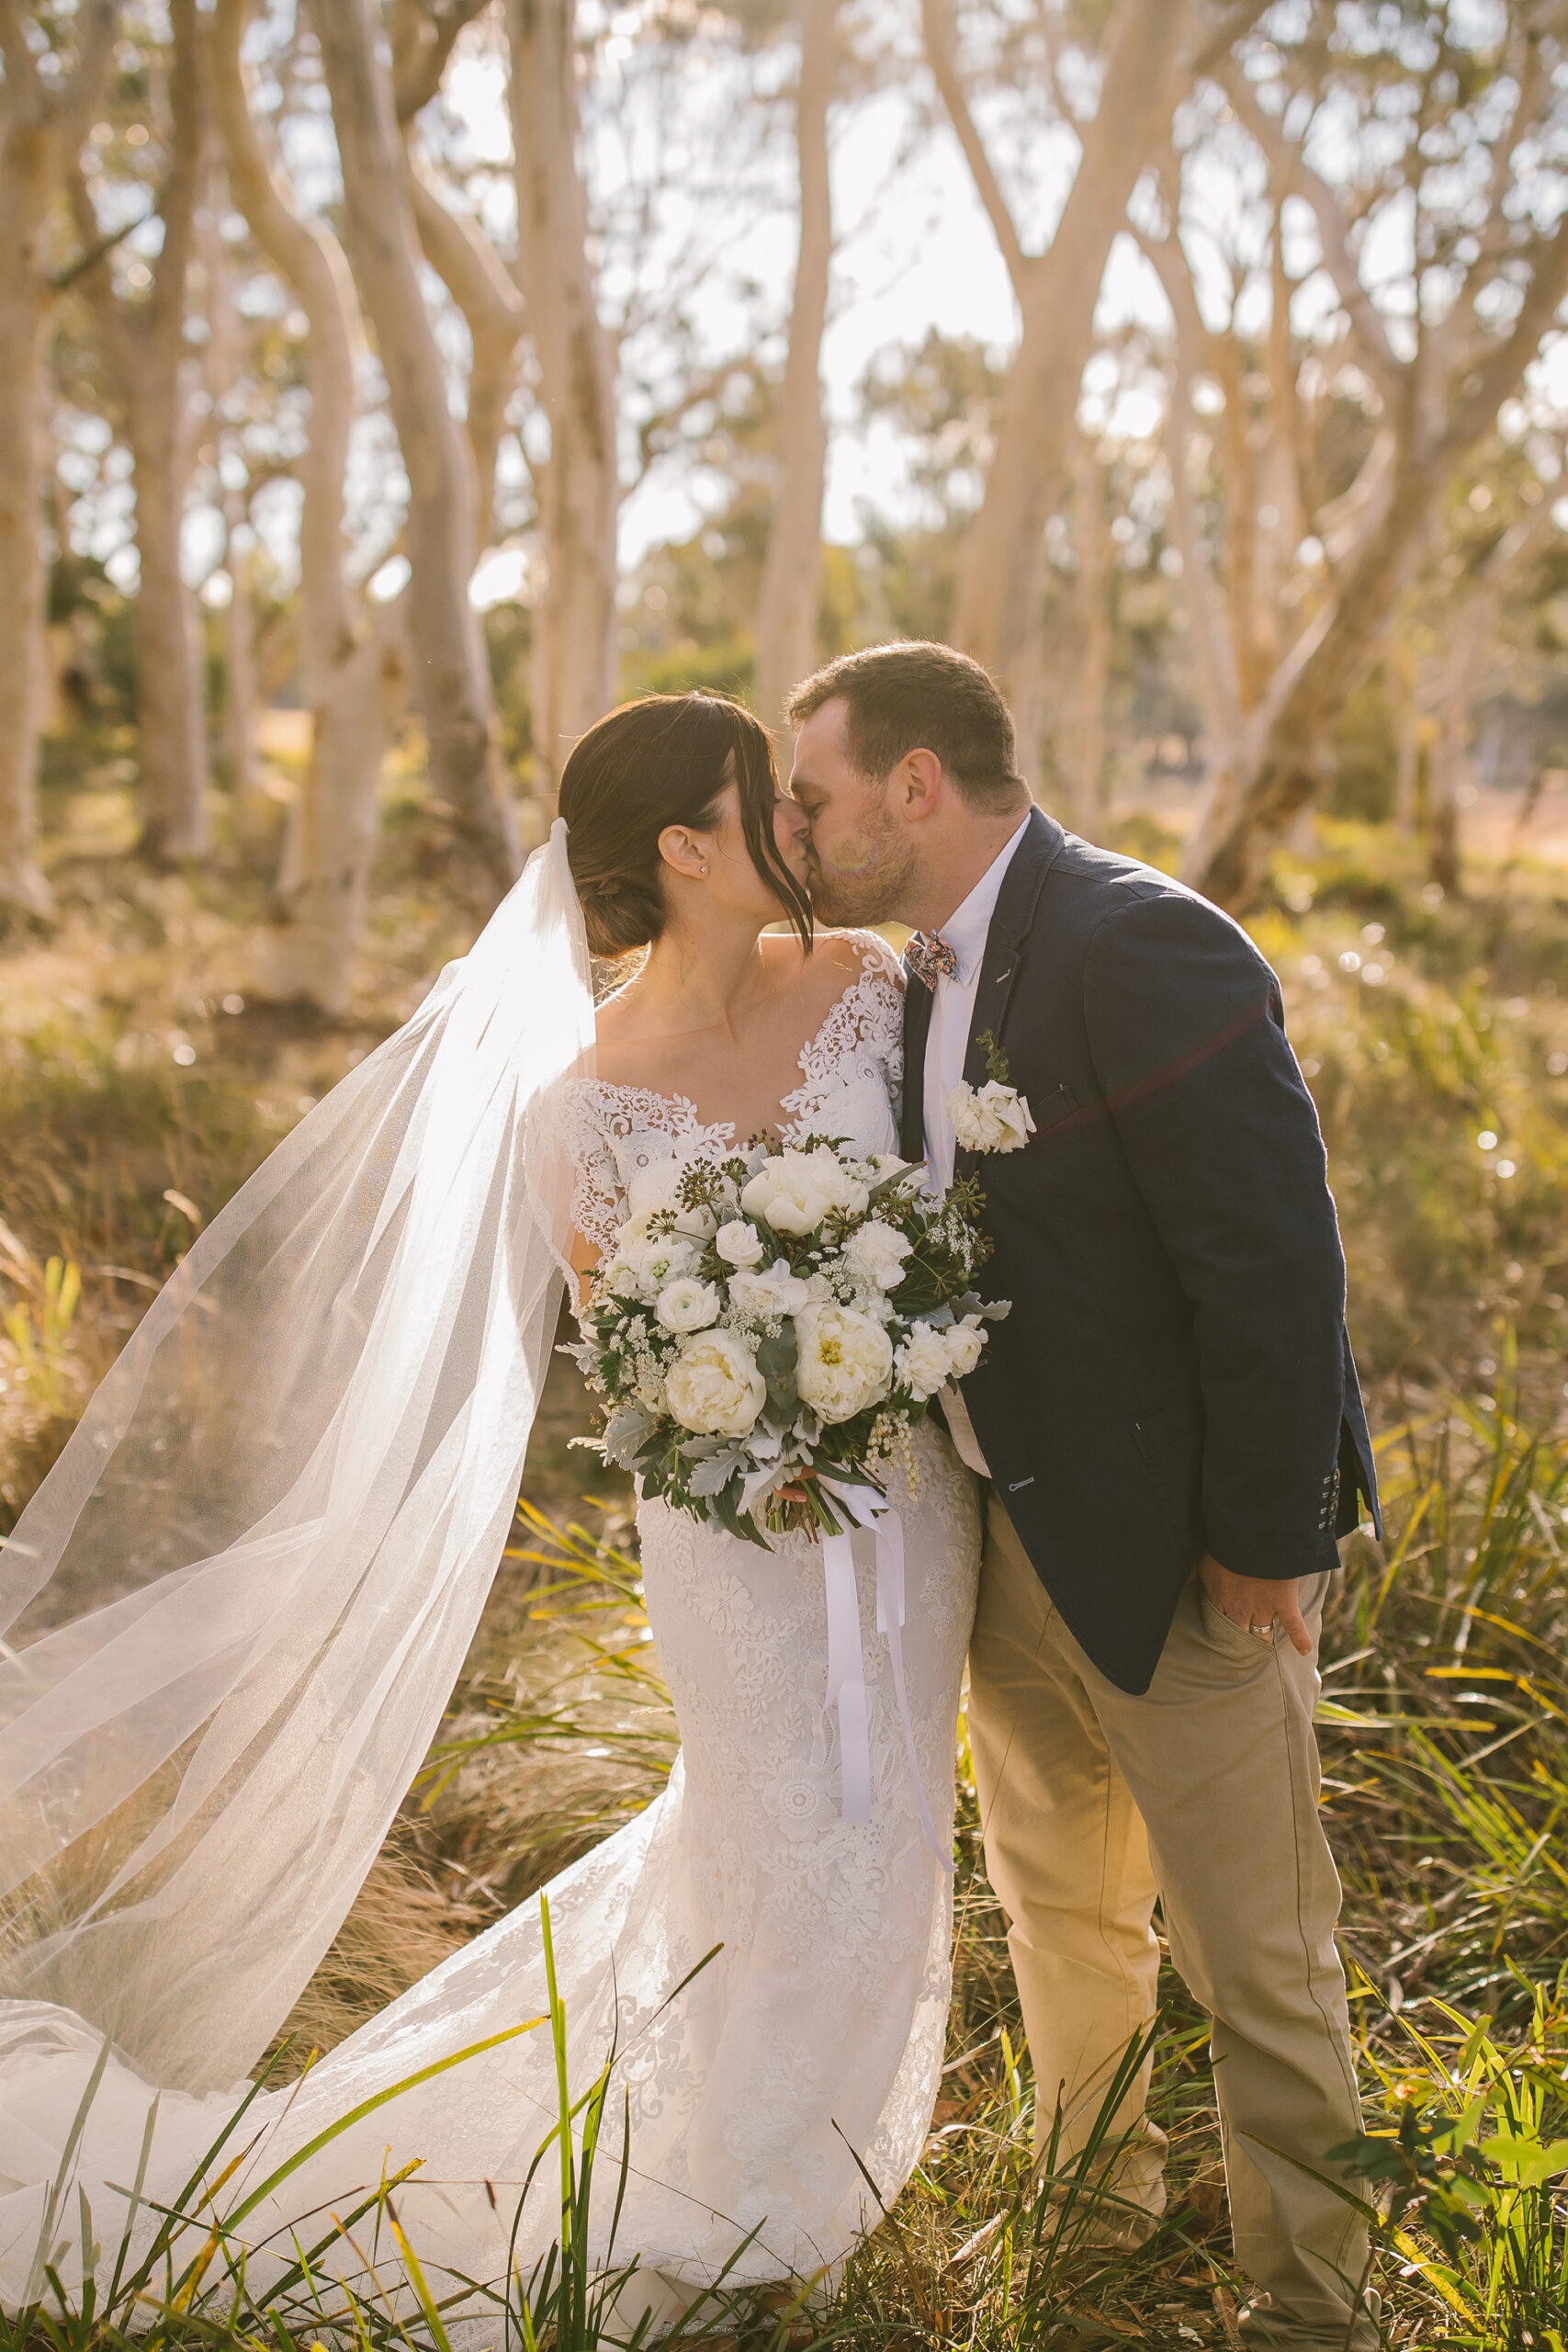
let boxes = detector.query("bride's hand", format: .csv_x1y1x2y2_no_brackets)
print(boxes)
777,1469,819,1505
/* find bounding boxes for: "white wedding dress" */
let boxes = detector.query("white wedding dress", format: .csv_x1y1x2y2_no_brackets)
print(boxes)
0,933,980,2335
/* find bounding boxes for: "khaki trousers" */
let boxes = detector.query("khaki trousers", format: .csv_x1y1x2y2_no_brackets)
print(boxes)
968,1497,1371,2350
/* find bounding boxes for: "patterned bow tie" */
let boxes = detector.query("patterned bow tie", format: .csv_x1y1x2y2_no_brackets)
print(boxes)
905,930,960,990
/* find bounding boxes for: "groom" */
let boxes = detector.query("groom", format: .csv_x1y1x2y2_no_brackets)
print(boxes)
786,641,1381,2352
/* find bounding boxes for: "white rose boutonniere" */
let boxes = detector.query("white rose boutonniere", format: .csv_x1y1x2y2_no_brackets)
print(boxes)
948,1030,1035,1156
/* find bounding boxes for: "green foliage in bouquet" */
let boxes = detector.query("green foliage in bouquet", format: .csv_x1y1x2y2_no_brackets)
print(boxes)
567,1136,1008,1545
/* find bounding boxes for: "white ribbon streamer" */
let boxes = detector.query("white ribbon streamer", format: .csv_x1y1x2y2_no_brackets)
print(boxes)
818,1480,954,1875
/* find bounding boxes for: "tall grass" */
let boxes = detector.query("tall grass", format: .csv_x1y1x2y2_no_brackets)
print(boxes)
3,826,1566,2346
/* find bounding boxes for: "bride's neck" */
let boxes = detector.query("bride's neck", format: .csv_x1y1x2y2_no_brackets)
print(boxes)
629,911,769,1037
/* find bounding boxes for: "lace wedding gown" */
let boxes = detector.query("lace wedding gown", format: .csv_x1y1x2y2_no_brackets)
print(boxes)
0,933,980,2335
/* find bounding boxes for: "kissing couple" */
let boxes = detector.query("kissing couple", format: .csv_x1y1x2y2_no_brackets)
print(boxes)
0,642,1380,2350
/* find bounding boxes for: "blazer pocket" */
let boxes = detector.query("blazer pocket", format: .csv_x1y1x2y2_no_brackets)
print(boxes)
1029,1080,1079,1133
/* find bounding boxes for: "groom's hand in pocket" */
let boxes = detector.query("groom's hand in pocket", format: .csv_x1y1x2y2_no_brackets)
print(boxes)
1198,1554,1314,1657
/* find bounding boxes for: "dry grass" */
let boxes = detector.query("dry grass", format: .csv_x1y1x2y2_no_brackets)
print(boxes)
3,805,1567,2348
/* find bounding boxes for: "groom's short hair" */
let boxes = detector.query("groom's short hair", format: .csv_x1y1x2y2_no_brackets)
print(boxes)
785,641,1027,810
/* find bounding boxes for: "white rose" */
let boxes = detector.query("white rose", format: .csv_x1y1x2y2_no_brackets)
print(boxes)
948,1079,1036,1155
714,1218,765,1268
895,1322,952,1402
728,1259,811,1322
943,1315,988,1378
655,1275,722,1334
664,1328,767,1437
841,1217,914,1293
795,1302,894,1423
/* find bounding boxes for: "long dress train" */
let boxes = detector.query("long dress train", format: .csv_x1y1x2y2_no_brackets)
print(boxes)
0,933,981,2334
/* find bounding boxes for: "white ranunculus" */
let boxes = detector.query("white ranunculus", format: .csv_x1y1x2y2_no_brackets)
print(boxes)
601,1255,648,1299
948,1079,1036,1155
664,1328,767,1437
741,1148,869,1237
795,1302,894,1423
655,1275,722,1334
943,1315,988,1378
728,1259,810,1321
895,1322,952,1402
714,1218,765,1268
622,1230,701,1290
841,1216,914,1293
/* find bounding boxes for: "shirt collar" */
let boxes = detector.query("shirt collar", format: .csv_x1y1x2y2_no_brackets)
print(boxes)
938,819,1031,985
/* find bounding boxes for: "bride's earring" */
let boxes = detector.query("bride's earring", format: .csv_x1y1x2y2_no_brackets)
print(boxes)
700,864,709,876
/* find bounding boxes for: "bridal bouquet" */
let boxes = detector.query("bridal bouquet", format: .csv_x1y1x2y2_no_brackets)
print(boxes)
569,1138,1010,1542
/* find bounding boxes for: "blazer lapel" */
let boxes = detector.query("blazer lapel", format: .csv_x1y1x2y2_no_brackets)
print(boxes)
955,807,1063,1172
900,968,933,1161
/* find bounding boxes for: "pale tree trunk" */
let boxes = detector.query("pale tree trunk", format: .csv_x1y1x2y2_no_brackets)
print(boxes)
0,0,115,917
213,0,408,1009
509,0,619,807
1421,506,1554,897
310,0,521,892
753,0,834,740
221,504,259,797
925,0,1197,708
197,191,258,796
1392,638,1419,837
404,157,525,549
76,0,209,860
1064,438,1113,834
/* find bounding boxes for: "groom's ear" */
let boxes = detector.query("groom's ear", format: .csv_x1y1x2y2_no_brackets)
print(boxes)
895,748,943,822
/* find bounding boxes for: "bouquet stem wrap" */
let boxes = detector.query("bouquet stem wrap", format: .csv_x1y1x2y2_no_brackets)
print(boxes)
819,1481,953,1876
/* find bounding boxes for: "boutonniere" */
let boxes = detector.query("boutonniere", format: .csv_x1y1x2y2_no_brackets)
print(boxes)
948,1033,1036,1155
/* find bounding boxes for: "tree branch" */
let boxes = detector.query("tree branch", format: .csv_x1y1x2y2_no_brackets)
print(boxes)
1221,67,1404,407
391,0,491,124
920,0,1029,299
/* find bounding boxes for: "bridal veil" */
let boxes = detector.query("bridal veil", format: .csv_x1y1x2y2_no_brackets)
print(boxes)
0,823,593,2094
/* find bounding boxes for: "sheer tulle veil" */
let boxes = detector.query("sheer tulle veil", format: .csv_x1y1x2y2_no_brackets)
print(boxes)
0,821,593,2094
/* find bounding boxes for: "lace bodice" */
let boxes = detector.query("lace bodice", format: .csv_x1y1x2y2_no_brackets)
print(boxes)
565,931,904,1257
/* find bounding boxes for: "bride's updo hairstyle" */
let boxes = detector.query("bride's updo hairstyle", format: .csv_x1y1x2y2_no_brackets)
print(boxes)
559,691,813,959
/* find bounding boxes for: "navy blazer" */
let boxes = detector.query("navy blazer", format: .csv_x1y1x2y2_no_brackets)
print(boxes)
902,808,1380,1695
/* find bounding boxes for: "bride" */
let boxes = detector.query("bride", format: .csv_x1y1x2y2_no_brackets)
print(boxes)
0,693,980,2334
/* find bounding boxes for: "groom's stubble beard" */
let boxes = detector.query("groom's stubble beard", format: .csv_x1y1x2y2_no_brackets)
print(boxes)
806,789,919,927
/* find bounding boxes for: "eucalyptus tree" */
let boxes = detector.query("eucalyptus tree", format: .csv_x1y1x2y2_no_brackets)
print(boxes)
69,0,211,862
0,0,114,915
309,0,522,892
752,0,837,741
212,0,408,1010
1150,1,1568,908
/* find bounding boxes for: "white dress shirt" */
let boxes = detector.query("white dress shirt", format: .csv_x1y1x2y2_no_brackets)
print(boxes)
919,818,1030,1478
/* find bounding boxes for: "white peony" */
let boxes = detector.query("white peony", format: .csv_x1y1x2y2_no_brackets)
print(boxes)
943,1315,988,1378
741,1148,869,1237
728,1259,810,1321
841,1217,914,1293
664,1328,767,1437
795,1302,894,1423
948,1079,1036,1155
714,1218,765,1268
655,1275,722,1334
895,1322,952,1402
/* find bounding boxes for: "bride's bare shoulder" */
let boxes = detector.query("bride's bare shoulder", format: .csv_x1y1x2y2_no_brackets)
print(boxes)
760,927,903,1003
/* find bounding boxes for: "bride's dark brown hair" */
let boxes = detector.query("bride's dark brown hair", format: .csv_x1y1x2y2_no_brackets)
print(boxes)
559,692,814,960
